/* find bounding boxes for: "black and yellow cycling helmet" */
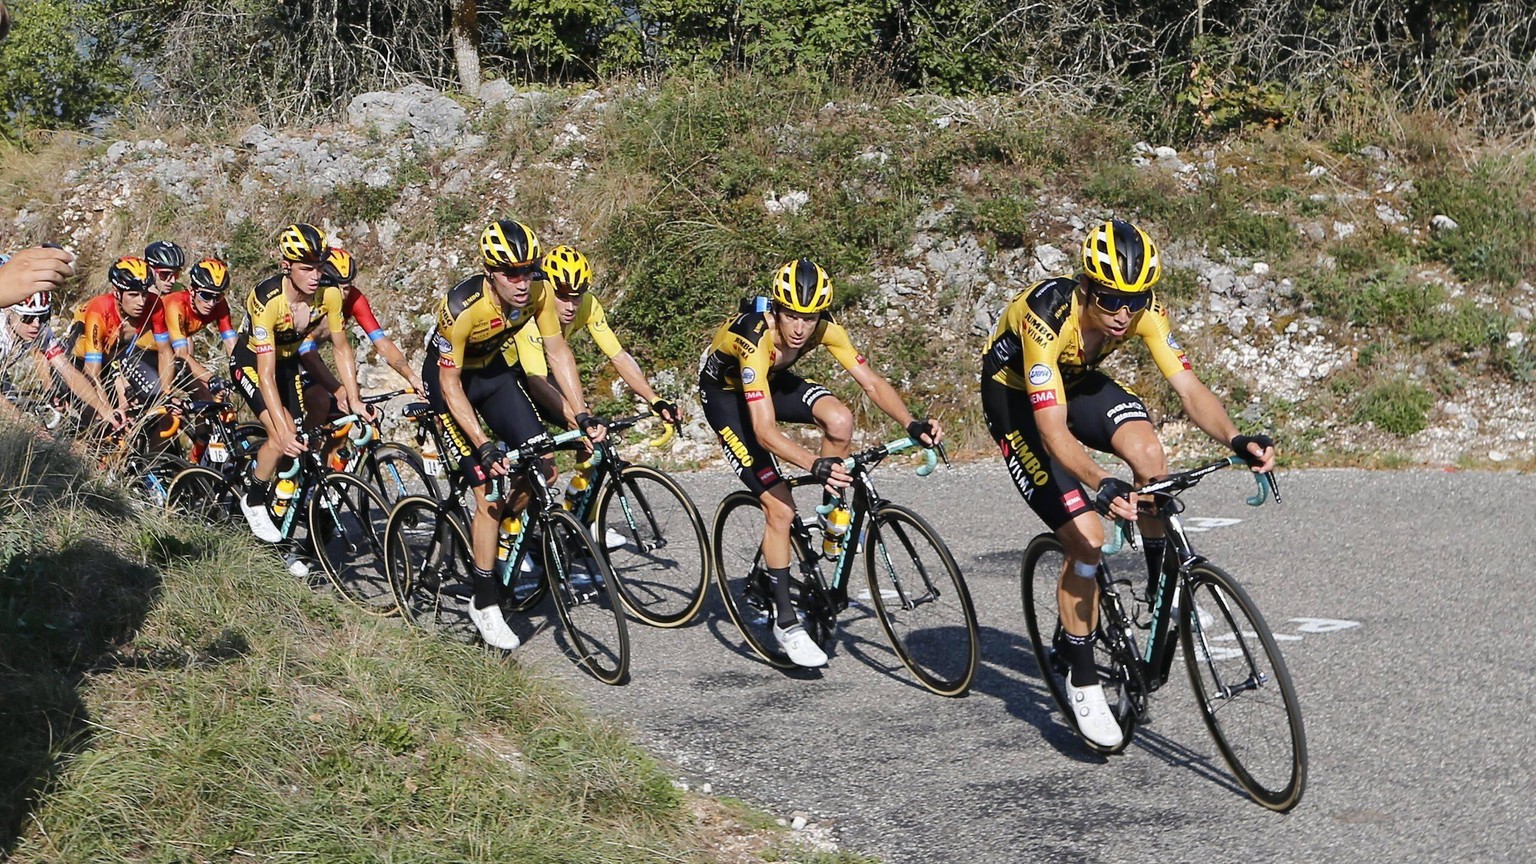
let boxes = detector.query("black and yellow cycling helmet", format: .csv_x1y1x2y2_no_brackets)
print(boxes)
770,259,833,314
278,223,328,264
108,256,153,293
480,220,541,268
322,246,356,286
542,245,592,294
1081,219,1160,293
189,257,231,293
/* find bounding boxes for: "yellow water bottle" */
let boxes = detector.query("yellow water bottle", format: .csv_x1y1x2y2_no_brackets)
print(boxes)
562,468,591,511
496,516,522,563
822,506,850,559
272,477,298,519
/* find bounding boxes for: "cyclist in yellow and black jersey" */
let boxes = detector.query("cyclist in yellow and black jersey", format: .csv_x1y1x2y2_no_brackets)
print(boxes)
420,220,606,651
229,223,369,543
980,219,1276,749
698,259,941,668
516,245,681,428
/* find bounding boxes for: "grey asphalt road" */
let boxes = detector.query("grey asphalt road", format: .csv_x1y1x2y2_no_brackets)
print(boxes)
513,462,1536,863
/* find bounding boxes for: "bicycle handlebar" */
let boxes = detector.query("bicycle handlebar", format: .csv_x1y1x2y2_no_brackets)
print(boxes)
362,388,417,405
813,437,941,515
1100,455,1279,555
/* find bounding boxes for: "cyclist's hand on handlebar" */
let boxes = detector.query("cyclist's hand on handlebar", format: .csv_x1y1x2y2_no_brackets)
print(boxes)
1230,433,1276,473
906,417,943,447
650,397,680,425
475,440,510,479
576,411,608,443
276,428,306,457
811,456,852,492
1094,477,1137,521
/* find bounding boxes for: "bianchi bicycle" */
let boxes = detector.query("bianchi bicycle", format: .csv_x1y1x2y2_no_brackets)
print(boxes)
1020,456,1306,811
713,437,980,697
383,428,630,685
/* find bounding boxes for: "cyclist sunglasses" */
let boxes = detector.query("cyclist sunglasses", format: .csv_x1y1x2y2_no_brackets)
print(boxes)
17,312,50,325
495,262,542,279
153,267,181,280
1088,288,1152,315
193,289,223,303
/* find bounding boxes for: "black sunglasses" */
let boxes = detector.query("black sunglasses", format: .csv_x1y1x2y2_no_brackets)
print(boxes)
494,263,542,279
193,290,223,303
1088,289,1152,315
18,312,50,325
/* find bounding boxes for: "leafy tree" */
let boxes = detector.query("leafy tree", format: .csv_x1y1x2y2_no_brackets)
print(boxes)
0,0,137,141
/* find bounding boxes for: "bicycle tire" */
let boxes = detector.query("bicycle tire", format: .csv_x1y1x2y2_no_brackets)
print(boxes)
311,472,396,615
385,496,475,633
367,442,440,506
595,464,710,628
163,465,238,524
712,491,795,668
541,508,630,685
137,454,194,508
864,503,979,697
1181,562,1307,811
1020,533,1136,754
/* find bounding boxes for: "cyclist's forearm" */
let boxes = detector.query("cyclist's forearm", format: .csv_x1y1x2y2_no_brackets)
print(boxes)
179,349,211,383
544,335,588,418
610,351,660,404
333,338,365,407
374,337,417,385
157,346,173,390
860,373,915,428
300,347,342,393
527,374,575,426
53,357,114,417
438,369,487,450
1039,417,1110,488
751,411,818,473
1179,381,1240,446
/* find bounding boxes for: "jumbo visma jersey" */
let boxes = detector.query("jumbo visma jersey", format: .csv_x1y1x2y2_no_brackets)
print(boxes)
698,299,867,400
514,291,625,377
981,277,1192,410
430,275,561,371
241,275,345,359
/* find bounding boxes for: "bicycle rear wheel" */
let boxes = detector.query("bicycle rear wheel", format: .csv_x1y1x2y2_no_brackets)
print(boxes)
1020,533,1136,753
596,464,710,628
1182,563,1307,811
712,491,795,668
864,504,979,697
385,496,474,634
310,472,396,615
542,509,629,685
367,442,440,506
164,465,238,524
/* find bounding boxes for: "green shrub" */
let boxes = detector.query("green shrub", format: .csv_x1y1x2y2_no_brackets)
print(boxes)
1352,378,1433,436
1412,155,1536,287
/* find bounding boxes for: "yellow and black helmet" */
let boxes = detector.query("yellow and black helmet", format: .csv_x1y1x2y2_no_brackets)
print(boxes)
1081,219,1161,293
322,246,356,286
542,245,592,293
770,259,833,314
278,223,328,264
108,256,153,293
189,257,231,293
480,219,541,268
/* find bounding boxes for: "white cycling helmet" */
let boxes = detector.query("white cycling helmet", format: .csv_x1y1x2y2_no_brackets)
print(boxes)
10,289,52,316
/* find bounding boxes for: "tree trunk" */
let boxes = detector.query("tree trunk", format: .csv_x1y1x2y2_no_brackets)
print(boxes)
449,0,481,96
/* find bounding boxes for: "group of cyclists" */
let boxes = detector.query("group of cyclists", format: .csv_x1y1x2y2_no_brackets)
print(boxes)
0,211,1276,753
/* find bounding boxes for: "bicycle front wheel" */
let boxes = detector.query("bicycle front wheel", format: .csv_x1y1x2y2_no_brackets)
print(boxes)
385,496,474,634
712,491,794,669
1020,533,1135,754
542,509,630,685
367,442,440,507
310,472,396,615
1182,563,1307,811
595,465,710,628
164,465,238,524
864,504,979,697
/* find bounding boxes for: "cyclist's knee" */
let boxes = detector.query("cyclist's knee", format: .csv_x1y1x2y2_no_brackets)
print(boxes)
1112,421,1166,482
816,400,853,446
1057,512,1105,562
761,487,794,530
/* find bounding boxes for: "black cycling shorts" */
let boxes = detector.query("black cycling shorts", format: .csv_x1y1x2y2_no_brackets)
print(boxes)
231,343,307,424
699,370,833,496
980,369,1151,530
422,351,546,486
114,349,164,408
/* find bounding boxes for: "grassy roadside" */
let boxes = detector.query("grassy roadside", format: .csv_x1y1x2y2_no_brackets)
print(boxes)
0,425,870,863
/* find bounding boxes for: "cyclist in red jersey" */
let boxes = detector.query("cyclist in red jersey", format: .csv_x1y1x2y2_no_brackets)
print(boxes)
153,257,239,399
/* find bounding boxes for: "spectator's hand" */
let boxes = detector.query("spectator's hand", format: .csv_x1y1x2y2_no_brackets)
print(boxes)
0,246,75,307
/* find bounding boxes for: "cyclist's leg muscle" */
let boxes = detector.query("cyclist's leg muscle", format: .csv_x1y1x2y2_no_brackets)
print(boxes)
980,378,1091,530
700,383,784,495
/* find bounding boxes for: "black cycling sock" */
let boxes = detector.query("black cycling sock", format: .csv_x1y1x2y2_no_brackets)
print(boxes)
1063,629,1099,687
767,565,796,628
1143,536,1168,582
244,478,267,509
471,566,501,610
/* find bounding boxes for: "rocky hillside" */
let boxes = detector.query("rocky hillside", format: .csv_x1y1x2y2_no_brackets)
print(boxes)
5,79,1532,468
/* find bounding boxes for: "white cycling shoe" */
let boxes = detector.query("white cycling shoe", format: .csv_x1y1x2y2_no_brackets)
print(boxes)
239,496,282,543
1065,680,1124,749
467,604,521,651
591,523,628,550
772,622,828,668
